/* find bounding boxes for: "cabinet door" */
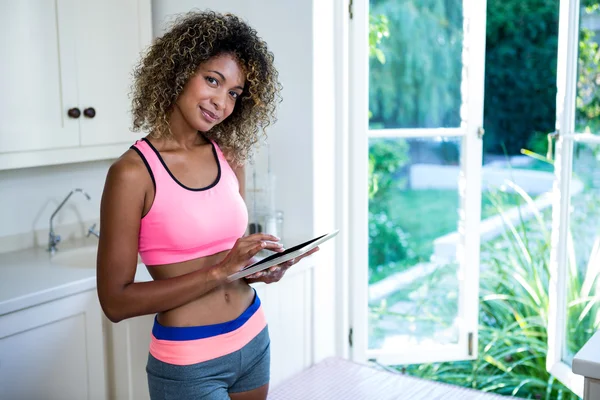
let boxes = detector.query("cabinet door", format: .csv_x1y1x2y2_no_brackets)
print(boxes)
107,265,154,400
108,314,154,400
254,269,314,386
75,0,152,146
0,1,79,153
0,290,107,400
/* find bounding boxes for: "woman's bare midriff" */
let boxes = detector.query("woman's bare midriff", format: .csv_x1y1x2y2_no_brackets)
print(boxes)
146,250,255,327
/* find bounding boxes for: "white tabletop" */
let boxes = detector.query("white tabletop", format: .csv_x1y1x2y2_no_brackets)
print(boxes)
573,331,600,380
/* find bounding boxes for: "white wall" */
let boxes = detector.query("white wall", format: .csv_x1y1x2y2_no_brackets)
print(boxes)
0,160,111,252
312,0,338,362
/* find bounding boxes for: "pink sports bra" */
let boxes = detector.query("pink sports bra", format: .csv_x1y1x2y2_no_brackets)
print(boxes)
130,137,248,266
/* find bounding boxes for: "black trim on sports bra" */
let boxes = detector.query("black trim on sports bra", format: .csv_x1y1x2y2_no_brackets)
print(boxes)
130,145,156,191
141,137,221,192
131,145,156,219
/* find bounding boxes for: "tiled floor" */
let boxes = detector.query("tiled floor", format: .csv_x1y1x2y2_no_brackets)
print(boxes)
269,357,508,400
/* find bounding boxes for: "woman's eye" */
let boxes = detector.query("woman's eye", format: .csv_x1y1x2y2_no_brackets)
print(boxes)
206,77,218,85
230,91,239,99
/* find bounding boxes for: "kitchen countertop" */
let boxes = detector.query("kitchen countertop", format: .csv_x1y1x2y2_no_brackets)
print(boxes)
0,244,96,315
0,237,150,316
0,236,317,317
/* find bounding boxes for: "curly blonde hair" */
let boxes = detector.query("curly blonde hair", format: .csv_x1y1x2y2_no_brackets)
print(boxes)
130,10,282,165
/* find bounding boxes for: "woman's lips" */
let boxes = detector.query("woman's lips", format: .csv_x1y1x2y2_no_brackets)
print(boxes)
200,107,219,123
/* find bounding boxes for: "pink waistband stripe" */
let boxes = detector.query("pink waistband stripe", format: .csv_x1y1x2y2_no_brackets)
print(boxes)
149,305,267,365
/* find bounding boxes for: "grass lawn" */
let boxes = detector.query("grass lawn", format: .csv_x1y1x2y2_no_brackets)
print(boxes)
369,189,524,283
386,188,524,258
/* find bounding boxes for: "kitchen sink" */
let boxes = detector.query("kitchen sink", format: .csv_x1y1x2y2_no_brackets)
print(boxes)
50,246,98,269
50,245,144,272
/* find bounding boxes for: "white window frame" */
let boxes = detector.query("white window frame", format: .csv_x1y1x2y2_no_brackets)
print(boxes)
547,1,593,397
348,0,488,365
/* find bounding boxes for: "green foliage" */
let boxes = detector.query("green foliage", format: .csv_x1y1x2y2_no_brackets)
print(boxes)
368,139,412,281
566,192,600,360
369,14,390,64
526,131,554,158
484,2,600,152
365,2,600,395
368,139,409,200
395,187,600,399
577,27,600,133
368,211,413,270
368,0,600,154
368,188,525,284
483,0,560,155
583,0,600,12
369,0,463,129
367,10,414,282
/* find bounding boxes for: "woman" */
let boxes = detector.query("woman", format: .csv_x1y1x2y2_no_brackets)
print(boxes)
97,11,318,400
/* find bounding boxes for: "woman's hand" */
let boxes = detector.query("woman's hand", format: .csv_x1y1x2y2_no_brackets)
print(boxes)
219,234,283,279
244,246,320,284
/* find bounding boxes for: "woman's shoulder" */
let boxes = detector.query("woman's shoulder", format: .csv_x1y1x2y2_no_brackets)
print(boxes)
105,148,150,187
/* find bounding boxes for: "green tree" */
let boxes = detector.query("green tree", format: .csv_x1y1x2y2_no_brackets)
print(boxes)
369,0,463,129
577,26,600,133
368,11,413,281
369,14,390,65
483,0,560,155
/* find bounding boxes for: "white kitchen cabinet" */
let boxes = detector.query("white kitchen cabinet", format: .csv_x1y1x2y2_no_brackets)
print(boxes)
256,268,314,386
75,0,151,147
0,0,152,170
106,314,155,400
0,290,107,400
0,1,79,153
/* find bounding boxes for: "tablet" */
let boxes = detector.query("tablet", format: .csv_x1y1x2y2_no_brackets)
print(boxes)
227,230,339,281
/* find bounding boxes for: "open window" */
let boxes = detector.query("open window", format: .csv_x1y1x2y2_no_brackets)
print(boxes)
348,0,488,364
547,0,600,397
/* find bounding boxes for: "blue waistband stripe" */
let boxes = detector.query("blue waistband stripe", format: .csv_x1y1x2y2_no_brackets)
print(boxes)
152,291,261,341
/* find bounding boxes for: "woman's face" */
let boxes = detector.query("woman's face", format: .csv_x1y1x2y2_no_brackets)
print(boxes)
176,53,245,132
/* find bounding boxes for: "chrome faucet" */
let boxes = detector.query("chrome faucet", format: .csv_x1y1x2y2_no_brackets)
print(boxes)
87,223,100,238
48,188,91,254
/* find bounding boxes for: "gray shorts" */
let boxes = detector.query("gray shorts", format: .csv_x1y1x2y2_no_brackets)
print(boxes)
146,325,270,399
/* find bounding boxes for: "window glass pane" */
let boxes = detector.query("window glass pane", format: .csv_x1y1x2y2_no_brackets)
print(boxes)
368,0,464,130
563,141,600,366
577,7,600,134
561,5,600,366
368,137,462,350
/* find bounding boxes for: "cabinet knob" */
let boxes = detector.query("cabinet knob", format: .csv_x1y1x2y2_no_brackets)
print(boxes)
67,108,81,119
83,107,96,118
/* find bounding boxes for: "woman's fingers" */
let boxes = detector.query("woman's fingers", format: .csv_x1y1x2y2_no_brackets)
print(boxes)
263,267,285,283
243,245,321,283
242,240,283,256
303,246,320,257
245,271,264,279
246,265,284,281
276,246,319,267
242,233,280,244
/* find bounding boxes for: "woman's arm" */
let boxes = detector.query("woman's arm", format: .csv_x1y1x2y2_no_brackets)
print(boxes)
96,155,279,323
